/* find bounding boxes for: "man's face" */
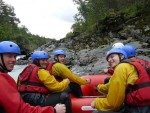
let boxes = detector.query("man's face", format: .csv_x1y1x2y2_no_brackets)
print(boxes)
39,58,48,68
107,54,120,68
57,54,65,64
0,53,17,71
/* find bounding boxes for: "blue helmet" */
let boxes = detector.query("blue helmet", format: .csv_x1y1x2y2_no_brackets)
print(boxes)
31,51,49,61
106,48,127,61
53,50,66,57
0,41,21,54
122,45,136,58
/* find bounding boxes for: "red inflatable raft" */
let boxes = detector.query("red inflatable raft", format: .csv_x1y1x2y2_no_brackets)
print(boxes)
81,74,110,96
71,74,110,113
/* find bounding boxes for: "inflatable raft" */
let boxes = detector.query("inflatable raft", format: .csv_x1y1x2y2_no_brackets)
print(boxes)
81,74,110,96
71,74,110,113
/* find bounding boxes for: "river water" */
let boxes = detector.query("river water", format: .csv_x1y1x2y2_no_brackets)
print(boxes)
9,65,27,81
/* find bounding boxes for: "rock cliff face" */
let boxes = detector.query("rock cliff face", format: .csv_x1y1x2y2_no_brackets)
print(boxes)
17,12,150,76
35,39,150,76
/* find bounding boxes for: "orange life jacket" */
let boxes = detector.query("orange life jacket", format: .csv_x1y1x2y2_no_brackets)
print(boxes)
123,57,150,106
17,64,49,94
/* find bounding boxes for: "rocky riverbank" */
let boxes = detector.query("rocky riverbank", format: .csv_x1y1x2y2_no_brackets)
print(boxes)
17,11,150,76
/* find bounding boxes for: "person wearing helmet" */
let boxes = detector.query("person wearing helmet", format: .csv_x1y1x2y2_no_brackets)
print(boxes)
103,44,136,77
122,44,136,58
0,41,66,113
102,42,124,74
98,45,137,94
53,50,66,64
95,48,128,95
102,42,125,85
17,50,72,113
91,47,145,112
46,49,91,97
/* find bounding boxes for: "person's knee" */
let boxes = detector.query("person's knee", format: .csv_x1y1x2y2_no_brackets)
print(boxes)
60,92,70,102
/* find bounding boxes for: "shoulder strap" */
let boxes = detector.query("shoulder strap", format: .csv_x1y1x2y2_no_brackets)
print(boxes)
127,82,150,93
121,59,132,63
46,61,54,75
122,58,150,76
24,65,36,82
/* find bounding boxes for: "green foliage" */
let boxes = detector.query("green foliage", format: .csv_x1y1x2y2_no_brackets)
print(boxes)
65,32,75,39
0,0,52,54
121,2,145,18
71,0,148,36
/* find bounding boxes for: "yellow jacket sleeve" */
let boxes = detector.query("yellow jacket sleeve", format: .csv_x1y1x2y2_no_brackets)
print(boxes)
94,63,138,111
38,69,69,92
52,63,87,85
97,83,110,95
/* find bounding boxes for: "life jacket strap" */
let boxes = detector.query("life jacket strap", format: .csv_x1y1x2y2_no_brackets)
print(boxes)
20,81,45,87
126,82,150,93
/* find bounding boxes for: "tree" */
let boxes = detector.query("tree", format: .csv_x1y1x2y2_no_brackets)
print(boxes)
0,0,20,25
0,0,52,54
72,0,148,34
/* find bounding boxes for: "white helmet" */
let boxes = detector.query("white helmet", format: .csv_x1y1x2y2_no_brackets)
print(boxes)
112,42,124,48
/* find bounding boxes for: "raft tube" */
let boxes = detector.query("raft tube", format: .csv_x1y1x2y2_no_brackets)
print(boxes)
71,74,110,113
71,94,101,113
81,74,111,96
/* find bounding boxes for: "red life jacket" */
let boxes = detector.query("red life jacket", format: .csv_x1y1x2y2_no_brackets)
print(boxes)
108,67,114,75
46,61,54,75
46,61,63,81
17,64,49,94
123,57,150,106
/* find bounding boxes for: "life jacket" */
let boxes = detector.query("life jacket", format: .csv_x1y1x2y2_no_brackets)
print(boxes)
17,64,49,94
46,61,63,81
46,61,54,75
123,57,150,106
108,67,114,75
